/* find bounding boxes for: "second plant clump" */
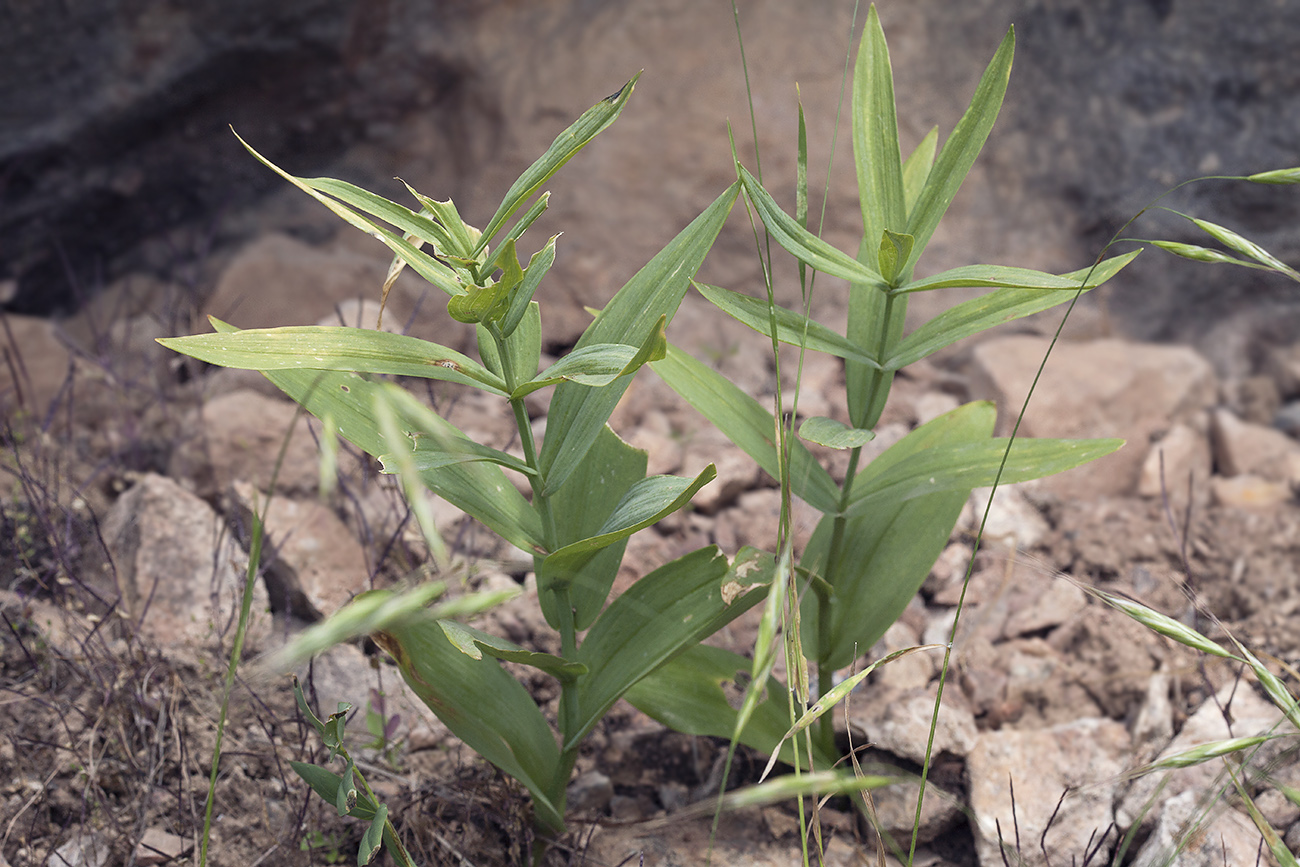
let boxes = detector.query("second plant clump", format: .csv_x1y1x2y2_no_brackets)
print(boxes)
161,5,1300,864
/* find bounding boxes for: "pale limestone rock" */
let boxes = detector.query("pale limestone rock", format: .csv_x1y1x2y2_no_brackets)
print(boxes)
969,337,1217,499
231,481,370,620
1117,682,1283,829
1130,791,1263,867
103,473,269,649
1210,407,1300,481
1209,474,1293,510
967,717,1130,867
1138,422,1213,514
848,686,978,764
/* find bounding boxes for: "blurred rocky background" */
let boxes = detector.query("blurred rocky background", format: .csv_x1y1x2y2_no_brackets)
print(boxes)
3,0,1298,371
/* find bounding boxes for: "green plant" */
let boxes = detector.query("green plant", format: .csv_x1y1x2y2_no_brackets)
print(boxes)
158,4,1300,863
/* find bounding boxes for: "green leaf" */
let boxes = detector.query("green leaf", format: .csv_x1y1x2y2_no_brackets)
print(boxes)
901,127,938,218
738,164,888,289
694,282,880,368
159,324,509,396
539,182,739,495
447,280,509,324
798,416,875,449
358,805,387,866
625,645,836,770
651,344,841,515
502,236,559,337
844,436,1124,517
545,425,646,630
476,74,640,252
511,318,667,399
290,762,379,820
396,181,477,258
205,320,546,555
436,619,588,681
846,234,906,428
292,675,327,736
233,132,465,297
571,546,768,748
898,259,1129,294
853,5,907,265
483,195,551,281
904,26,1014,275
540,465,717,597
803,402,996,669
876,230,914,285
886,251,1139,368
374,616,566,833
336,762,358,816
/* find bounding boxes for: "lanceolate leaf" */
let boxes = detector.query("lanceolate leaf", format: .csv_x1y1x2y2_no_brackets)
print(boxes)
436,620,588,681
897,259,1128,294
544,425,646,630
502,235,559,337
738,164,888,290
625,644,836,770
694,282,881,368
902,127,938,218
571,546,769,748
886,250,1139,369
166,324,507,394
853,4,906,264
539,183,739,496
476,74,641,252
798,416,875,449
802,402,995,669
652,344,841,514
511,317,667,399
379,435,535,477
843,436,1124,518
904,26,1014,276
233,132,464,297
540,465,717,594
373,616,566,833
204,320,546,554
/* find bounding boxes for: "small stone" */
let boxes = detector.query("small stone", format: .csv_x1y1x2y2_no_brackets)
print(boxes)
1130,792,1260,867
1138,422,1212,512
913,391,961,426
1003,578,1086,638
567,770,614,815
962,485,1050,550
848,686,978,763
1211,407,1300,481
968,717,1130,867
134,828,190,865
1209,474,1292,510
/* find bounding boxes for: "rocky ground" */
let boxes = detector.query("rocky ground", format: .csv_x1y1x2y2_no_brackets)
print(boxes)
5,218,1300,867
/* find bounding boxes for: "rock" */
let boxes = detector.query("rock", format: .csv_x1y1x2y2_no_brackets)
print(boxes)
1130,792,1262,867
1265,344,1300,399
1002,578,1086,639
1130,669,1174,764
567,770,614,815
968,337,1217,499
847,686,978,765
46,831,110,867
102,473,270,649
1210,407,1300,482
1209,474,1293,510
204,233,425,332
134,828,190,866
867,621,936,693
171,388,333,499
962,485,1050,550
1223,375,1282,427
867,777,964,847
229,481,370,620
1117,682,1283,830
292,641,436,749
1138,422,1213,513
680,425,761,513
913,391,961,426
0,314,76,418
967,717,1130,867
